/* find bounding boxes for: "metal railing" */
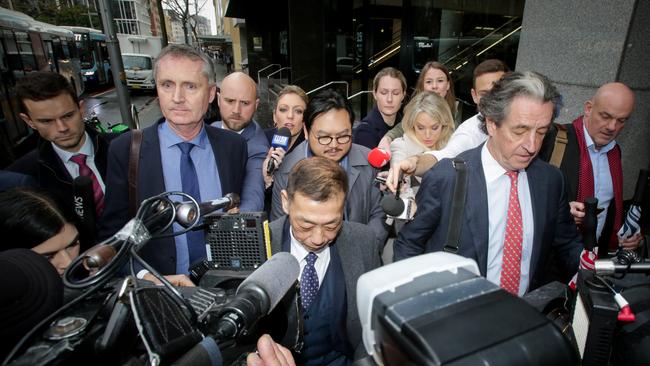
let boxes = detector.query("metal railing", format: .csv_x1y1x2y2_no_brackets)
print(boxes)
266,67,292,104
257,63,281,83
306,81,349,97
347,90,372,100
266,67,292,82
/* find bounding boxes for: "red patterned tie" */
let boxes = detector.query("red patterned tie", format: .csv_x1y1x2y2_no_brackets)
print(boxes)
500,171,523,295
70,154,105,216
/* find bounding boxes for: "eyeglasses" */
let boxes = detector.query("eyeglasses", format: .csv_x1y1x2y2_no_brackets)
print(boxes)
316,135,352,145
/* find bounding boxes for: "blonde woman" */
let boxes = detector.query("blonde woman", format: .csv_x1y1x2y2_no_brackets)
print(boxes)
390,91,455,195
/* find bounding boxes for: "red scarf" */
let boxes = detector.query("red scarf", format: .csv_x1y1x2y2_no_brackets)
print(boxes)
573,116,623,250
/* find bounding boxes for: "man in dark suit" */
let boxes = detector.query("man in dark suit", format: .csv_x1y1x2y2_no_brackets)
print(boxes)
269,157,381,365
555,83,640,252
99,44,248,285
212,71,268,212
271,89,388,249
8,72,113,249
394,71,582,295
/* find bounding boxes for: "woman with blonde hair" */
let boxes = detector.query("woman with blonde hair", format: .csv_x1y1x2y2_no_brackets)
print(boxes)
390,91,455,195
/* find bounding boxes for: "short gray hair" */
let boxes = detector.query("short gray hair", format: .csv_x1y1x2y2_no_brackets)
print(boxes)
153,44,216,85
478,71,562,133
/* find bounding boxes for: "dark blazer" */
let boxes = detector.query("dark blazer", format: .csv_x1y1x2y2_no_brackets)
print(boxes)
0,170,37,191
269,216,381,358
271,141,388,247
98,119,248,275
7,127,114,218
393,144,582,291
353,106,402,150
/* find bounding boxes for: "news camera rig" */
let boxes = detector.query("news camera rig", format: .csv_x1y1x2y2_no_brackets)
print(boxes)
2,192,302,366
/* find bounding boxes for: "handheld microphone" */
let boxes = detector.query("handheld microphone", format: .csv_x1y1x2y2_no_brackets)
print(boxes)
176,193,240,227
594,259,650,275
73,176,97,243
380,194,414,220
212,252,300,339
582,197,598,251
266,127,291,174
367,148,391,169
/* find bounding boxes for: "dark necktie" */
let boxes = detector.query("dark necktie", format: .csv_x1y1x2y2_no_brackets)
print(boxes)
70,154,104,216
500,171,523,295
178,142,204,266
300,252,319,310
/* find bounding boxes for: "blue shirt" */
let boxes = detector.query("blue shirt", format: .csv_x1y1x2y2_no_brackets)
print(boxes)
583,124,615,240
158,122,222,274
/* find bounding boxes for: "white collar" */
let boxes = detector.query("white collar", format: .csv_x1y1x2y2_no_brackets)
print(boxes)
51,131,93,162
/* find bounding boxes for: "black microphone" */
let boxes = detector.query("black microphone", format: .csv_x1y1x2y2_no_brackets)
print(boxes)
176,193,240,227
73,176,96,242
266,127,291,174
212,252,299,339
582,197,598,251
381,194,405,217
632,169,649,205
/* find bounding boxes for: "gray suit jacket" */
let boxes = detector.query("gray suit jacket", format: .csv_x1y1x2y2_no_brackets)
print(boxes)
270,141,388,246
269,216,381,358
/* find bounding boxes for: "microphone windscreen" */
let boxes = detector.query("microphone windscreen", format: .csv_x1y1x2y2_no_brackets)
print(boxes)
270,127,292,149
367,148,391,169
225,192,240,208
582,197,598,250
381,194,405,216
237,252,299,313
73,175,96,222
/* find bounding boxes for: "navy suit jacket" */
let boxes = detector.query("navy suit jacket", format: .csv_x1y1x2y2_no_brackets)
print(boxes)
0,170,37,191
212,120,268,211
99,119,248,275
393,144,582,291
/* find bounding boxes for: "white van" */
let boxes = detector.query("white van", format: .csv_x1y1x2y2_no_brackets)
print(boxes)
122,53,155,91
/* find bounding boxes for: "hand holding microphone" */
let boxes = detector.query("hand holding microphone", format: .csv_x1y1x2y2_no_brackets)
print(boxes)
266,127,291,175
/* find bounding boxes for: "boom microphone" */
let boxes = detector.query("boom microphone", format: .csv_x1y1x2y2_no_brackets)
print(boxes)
213,252,300,339
73,176,97,244
594,259,650,275
266,127,291,174
176,193,240,227
368,148,391,169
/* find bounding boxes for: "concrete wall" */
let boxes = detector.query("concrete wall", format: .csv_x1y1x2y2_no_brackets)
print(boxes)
516,0,650,197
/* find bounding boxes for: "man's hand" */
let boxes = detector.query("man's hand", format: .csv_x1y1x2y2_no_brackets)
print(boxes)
386,156,417,193
619,233,643,251
142,273,195,287
569,201,585,225
246,334,296,366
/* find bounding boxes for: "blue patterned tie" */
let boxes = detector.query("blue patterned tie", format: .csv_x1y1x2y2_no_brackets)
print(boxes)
300,252,319,310
178,142,204,266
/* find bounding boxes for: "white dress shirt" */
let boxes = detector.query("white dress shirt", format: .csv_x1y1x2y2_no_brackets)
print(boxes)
426,114,488,161
51,131,106,192
290,227,330,287
482,143,534,296
582,124,615,240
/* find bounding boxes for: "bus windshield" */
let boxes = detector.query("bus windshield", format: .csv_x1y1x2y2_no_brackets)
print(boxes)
123,55,151,70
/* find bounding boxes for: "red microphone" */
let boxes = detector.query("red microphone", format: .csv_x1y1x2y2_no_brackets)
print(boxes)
368,148,391,169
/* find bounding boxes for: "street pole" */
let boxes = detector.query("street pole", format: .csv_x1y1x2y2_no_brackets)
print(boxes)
157,0,168,47
96,0,135,128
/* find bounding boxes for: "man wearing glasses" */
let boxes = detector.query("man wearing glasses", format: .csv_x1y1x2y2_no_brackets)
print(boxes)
270,89,388,249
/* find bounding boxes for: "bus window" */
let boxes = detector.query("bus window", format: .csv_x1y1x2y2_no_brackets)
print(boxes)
28,31,48,71
15,31,36,72
2,30,22,73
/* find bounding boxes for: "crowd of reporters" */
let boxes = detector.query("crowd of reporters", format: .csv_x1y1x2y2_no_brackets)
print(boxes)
0,42,646,365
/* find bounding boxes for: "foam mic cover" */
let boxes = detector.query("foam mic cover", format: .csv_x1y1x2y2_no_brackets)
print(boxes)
367,148,391,169
237,252,300,313
632,169,649,205
582,197,598,251
267,127,292,174
381,194,405,217
73,176,96,242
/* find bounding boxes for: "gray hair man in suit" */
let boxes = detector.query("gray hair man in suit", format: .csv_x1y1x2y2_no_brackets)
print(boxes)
270,89,388,249
269,156,381,365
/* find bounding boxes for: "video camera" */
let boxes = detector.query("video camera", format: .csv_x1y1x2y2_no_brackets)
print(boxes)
3,192,302,366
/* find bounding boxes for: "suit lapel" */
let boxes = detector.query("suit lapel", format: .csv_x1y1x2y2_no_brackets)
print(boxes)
205,125,230,195
463,147,489,275
139,121,166,200
525,160,546,279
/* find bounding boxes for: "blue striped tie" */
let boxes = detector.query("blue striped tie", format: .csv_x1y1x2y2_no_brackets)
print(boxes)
178,142,205,266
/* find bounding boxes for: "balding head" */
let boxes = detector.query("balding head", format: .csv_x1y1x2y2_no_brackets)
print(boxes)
218,72,259,131
584,82,635,148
